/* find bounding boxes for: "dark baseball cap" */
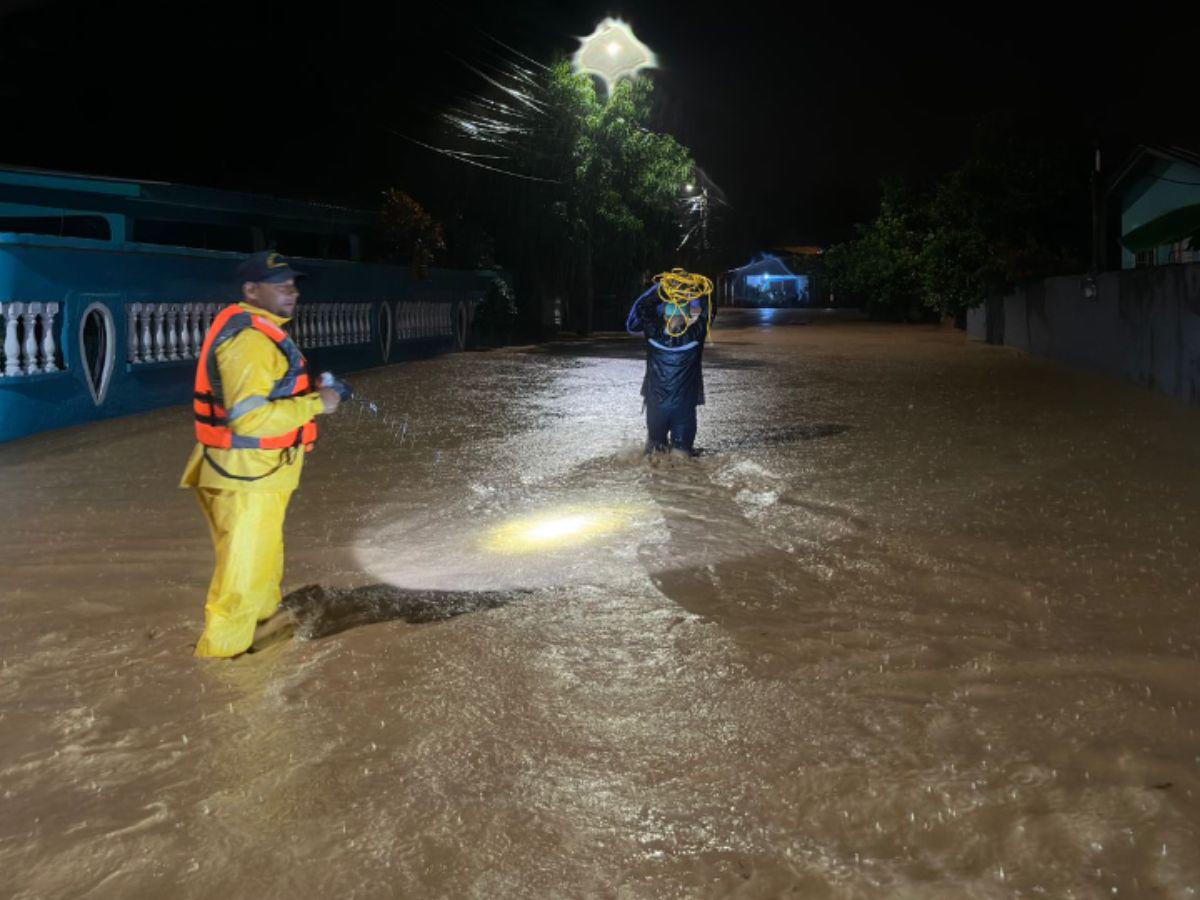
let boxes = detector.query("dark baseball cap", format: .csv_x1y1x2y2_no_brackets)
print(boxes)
236,251,306,284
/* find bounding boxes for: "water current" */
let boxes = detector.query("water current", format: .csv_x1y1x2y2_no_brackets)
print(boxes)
1,310,1197,898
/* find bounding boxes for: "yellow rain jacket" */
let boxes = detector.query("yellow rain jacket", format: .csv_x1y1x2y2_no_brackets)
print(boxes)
181,303,325,492
181,303,325,658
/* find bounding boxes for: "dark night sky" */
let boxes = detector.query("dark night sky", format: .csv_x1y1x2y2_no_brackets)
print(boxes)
1,0,1196,258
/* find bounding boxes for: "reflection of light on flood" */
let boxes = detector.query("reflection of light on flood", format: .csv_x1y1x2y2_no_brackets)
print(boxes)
483,506,635,554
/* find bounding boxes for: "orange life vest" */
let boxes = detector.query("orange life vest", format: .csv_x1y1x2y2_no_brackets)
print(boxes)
193,304,319,452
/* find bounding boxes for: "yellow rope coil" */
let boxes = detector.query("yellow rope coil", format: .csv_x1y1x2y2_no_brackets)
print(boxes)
654,268,713,338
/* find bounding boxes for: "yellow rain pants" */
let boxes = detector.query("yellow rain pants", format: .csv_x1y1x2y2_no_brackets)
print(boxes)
193,488,293,658
181,301,325,659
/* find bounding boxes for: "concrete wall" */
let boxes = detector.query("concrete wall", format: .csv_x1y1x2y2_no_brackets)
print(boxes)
966,264,1200,404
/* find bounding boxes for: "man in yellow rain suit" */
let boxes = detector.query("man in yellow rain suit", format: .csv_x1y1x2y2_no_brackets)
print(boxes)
181,251,342,658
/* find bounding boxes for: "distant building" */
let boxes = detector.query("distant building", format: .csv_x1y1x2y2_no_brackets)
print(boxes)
718,247,825,307
1108,145,1200,269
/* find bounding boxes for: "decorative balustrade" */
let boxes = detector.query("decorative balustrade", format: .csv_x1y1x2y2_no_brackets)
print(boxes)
396,301,453,341
291,302,371,350
126,300,374,363
0,301,63,377
3,299,444,374
127,302,221,365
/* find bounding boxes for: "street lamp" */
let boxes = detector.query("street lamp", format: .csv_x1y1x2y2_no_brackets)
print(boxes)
572,18,658,95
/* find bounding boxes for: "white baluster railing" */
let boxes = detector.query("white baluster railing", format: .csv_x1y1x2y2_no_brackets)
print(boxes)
177,305,193,360
3,303,20,376
23,303,41,373
217,302,378,351
165,305,180,361
140,305,153,363
124,301,228,365
41,303,59,372
128,303,143,363
151,306,167,362
0,301,64,376
190,304,204,357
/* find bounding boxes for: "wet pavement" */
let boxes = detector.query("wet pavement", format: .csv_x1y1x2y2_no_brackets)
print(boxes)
1,309,1198,898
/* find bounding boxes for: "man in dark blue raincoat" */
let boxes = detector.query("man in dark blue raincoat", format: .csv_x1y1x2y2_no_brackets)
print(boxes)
626,281,713,455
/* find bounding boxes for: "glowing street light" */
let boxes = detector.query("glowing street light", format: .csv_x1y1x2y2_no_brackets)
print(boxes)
572,18,658,96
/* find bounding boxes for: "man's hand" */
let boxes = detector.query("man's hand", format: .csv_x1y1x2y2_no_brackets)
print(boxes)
318,387,342,414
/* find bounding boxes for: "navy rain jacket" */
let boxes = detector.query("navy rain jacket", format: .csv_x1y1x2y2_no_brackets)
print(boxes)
626,288,713,410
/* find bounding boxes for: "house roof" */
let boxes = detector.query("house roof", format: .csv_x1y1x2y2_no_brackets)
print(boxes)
1106,145,1200,197
729,253,802,276
1122,203,1200,251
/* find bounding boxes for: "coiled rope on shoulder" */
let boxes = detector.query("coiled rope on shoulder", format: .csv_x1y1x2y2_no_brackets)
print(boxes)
654,268,714,338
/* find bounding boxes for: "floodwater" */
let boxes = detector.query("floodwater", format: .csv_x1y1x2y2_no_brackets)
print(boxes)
1,309,1198,899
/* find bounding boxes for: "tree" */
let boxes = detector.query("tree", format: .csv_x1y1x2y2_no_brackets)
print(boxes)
824,179,932,321
827,118,1090,320
514,62,693,332
441,58,695,336
375,188,446,277
919,118,1089,316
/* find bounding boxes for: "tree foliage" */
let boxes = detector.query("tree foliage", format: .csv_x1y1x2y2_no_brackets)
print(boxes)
827,118,1090,319
464,60,694,334
375,188,446,276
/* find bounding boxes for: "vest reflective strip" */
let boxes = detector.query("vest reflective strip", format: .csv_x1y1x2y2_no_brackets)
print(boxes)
648,338,699,352
227,395,269,421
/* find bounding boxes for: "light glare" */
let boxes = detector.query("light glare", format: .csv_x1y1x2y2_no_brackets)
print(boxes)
572,18,658,95
483,506,636,554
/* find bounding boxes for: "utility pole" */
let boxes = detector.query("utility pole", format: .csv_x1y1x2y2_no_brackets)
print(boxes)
1090,144,1102,273
1083,144,1102,300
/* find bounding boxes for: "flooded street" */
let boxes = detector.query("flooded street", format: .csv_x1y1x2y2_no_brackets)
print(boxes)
2,309,1199,898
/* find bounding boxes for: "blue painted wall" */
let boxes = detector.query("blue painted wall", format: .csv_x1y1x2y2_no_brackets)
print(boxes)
0,234,502,443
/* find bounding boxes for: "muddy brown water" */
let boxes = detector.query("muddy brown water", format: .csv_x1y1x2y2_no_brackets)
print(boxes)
1,310,1198,898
